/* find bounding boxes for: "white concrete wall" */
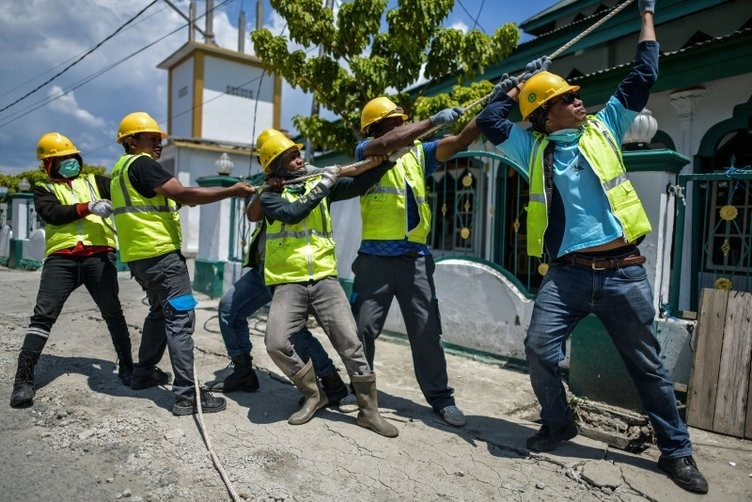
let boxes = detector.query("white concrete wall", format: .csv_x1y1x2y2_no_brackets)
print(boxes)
170,59,194,138
202,56,275,144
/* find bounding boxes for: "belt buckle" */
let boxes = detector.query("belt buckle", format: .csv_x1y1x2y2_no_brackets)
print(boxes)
591,259,608,271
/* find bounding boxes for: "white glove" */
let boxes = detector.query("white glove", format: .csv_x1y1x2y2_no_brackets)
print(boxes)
319,166,341,188
88,199,113,217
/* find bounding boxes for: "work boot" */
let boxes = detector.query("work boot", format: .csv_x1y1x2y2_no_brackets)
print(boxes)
351,373,399,438
10,350,40,408
320,370,348,406
130,366,171,390
526,421,578,452
658,455,709,494
172,386,227,416
113,339,134,387
209,354,259,393
288,360,328,425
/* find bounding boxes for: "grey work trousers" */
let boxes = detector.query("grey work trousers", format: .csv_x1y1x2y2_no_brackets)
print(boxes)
265,276,371,378
350,253,455,412
128,251,196,400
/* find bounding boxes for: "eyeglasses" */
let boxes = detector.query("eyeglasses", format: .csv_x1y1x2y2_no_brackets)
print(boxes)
554,92,581,106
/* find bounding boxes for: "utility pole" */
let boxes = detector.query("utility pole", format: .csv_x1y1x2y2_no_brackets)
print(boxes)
305,0,335,162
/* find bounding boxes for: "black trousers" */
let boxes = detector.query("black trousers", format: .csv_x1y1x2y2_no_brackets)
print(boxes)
22,252,130,354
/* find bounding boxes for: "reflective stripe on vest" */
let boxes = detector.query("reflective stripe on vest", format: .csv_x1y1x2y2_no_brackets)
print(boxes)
110,154,182,262
40,174,117,256
526,117,652,258
264,177,338,285
360,140,431,243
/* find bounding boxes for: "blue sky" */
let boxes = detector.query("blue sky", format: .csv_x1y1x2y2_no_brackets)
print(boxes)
0,0,558,175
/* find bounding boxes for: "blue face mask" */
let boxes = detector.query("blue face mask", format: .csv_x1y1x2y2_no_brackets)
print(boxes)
547,128,583,144
58,158,81,178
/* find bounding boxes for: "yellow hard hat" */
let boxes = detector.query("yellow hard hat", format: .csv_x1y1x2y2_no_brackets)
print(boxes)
360,96,408,134
36,132,81,160
257,129,302,173
116,112,167,144
255,128,286,150
518,71,580,120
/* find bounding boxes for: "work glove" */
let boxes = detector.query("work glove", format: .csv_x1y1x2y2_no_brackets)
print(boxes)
493,73,521,95
319,166,341,189
429,106,464,126
521,57,551,83
88,199,113,217
638,0,656,14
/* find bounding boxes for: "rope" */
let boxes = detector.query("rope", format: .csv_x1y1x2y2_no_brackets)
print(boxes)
461,0,637,113
192,362,242,502
254,157,373,191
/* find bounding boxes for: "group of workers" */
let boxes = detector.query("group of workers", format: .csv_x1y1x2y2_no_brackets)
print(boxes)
7,0,709,494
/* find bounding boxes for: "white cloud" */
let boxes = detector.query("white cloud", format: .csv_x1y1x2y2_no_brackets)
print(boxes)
46,85,106,128
450,21,469,33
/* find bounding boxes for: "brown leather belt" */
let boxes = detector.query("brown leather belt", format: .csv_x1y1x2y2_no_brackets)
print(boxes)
559,251,646,270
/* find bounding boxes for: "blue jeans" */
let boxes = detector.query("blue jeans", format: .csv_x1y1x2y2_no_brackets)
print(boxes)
219,266,336,376
525,260,692,459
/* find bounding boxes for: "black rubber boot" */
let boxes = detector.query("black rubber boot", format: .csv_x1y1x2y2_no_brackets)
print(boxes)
320,370,348,406
209,354,259,393
10,350,40,408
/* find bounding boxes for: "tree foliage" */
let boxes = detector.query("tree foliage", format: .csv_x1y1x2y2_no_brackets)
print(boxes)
0,164,106,194
251,0,519,155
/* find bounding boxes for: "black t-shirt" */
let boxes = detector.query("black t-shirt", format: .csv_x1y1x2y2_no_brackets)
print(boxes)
127,156,174,198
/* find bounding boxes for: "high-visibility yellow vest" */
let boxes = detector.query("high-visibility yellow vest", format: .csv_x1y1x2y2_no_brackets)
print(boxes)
526,117,652,258
39,174,117,256
110,154,181,262
360,140,432,244
264,178,338,285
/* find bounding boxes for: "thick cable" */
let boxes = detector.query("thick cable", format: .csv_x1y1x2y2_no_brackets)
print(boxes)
192,362,242,502
254,157,373,191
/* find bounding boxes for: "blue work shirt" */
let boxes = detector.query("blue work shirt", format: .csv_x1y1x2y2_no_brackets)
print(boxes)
477,41,659,257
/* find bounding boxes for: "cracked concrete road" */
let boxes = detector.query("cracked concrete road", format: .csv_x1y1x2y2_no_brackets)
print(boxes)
1,265,750,501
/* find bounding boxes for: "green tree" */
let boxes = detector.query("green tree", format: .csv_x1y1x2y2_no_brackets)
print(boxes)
251,0,519,154
0,164,106,194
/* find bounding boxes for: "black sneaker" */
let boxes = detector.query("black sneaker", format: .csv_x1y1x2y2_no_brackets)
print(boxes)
172,387,227,416
526,421,578,452
130,366,171,390
658,455,709,494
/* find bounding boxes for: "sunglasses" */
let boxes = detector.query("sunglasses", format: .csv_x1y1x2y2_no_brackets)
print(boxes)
554,92,581,105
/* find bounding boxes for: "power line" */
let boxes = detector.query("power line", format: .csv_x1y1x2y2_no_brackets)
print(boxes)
456,0,488,34
0,0,234,129
0,0,160,114
0,3,171,102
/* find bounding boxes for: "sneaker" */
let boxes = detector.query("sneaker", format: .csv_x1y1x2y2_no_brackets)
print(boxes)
657,455,709,494
130,366,171,390
439,405,466,427
526,421,578,452
172,387,227,416
337,392,359,413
